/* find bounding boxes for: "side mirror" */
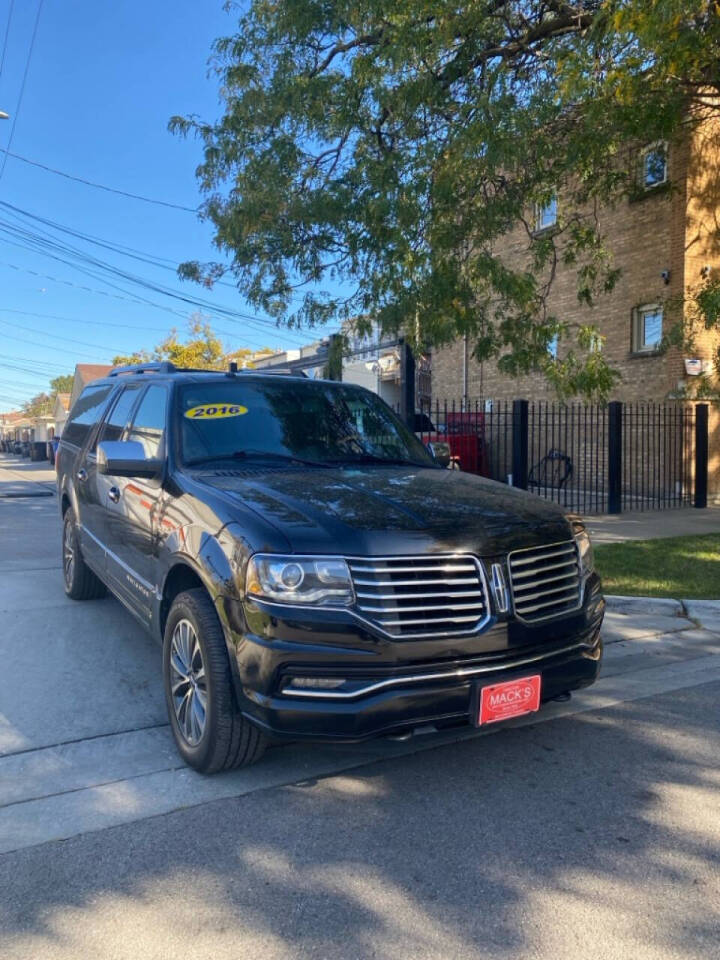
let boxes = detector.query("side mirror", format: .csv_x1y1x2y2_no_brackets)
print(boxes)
97,440,161,479
427,441,451,468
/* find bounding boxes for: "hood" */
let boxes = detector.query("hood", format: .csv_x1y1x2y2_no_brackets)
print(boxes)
196,465,573,557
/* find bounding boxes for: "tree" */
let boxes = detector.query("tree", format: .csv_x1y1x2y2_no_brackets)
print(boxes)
112,317,227,370
22,393,53,418
171,0,720,398
49,374,73,394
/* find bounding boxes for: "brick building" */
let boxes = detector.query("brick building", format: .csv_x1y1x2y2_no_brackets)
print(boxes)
432,117,720,405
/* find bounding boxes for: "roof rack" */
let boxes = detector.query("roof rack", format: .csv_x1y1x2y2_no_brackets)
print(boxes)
108,361,309,379
108,361,177,377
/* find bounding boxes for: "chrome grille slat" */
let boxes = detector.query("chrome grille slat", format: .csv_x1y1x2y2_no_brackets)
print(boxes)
512,572,579,594
355,589,482,600
511,582,580,604
359,601,485,613
374,613,482,626
352,576,479,587
508,540,581,622
349,564,477,574
347,555,488,638
511,557,579,579
510,545,576,566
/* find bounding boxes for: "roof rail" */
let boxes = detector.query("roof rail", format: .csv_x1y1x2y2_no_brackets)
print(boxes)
108,361,309,379
108,361,177,377
241,367,308,378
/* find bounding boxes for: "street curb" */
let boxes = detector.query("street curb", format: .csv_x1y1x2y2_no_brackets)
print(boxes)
605,595,720,634
604,595,685,617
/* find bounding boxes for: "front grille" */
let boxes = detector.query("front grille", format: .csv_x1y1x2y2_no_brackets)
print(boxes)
508,540,581,621
347,555,489,638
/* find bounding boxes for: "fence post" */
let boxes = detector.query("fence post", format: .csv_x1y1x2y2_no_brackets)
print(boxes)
694,404,709,509
607,401,623,514
512,399,528,490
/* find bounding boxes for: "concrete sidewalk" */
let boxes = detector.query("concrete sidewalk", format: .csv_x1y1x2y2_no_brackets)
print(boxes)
584,505,720,543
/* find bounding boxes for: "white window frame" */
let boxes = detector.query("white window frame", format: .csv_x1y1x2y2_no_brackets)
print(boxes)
632,303,663,353
534,195,558,231
641,142,668,190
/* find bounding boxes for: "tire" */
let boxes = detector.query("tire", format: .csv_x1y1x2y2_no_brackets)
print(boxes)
163,588,267,773
62,507,107,601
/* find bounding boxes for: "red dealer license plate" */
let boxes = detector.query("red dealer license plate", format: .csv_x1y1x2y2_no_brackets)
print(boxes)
478,675,542,725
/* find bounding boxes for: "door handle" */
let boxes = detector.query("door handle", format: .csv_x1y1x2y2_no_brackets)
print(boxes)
77,468,88,483
108,486,121,504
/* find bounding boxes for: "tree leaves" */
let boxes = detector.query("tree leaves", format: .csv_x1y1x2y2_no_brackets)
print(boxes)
173,0,720,398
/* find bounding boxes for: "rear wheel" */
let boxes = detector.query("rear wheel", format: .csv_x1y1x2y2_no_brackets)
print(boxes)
62,507,106,600
163,588,267,773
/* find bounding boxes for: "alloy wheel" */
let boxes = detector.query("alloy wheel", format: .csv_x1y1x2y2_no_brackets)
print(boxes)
63,520,75,587
169,618,208,746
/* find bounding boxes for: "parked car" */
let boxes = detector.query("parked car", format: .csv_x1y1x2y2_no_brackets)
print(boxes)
415,410,490,474
56,363,604,773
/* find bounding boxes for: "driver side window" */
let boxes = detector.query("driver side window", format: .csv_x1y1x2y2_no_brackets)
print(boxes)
96,385,142,448
127,385,168,459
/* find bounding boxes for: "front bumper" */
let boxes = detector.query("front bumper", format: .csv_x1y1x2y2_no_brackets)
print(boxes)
225,574,604,742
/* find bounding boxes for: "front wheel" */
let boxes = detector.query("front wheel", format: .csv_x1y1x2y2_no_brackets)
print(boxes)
163,588,267,773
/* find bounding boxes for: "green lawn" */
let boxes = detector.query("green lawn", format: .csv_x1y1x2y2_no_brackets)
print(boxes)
594,533,720,599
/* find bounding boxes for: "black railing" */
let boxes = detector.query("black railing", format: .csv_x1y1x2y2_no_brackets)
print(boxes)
416,398,708,515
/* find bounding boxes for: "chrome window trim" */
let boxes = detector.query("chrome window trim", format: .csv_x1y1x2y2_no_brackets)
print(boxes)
507,539,583,624
282,640,592,699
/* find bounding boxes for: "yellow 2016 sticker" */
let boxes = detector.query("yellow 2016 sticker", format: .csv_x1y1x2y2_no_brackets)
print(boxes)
184,403,248,420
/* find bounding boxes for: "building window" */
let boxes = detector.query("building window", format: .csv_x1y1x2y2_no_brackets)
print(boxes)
632,304,663,353
548,334,559,359
641,143,667,189
535,195,557,231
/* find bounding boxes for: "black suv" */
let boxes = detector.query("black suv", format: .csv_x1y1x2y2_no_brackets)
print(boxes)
57,363,604,772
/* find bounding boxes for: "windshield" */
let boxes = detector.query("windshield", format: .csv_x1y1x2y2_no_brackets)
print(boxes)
178,378,435,468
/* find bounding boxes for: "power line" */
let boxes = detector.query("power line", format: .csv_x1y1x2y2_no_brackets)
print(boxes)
0,0,15,80
0,316,125,353
0,355,76,374
0,150,199,211
0,200,311,318
0,0,44,184
0,327,110,360
0,255,309,349
0,214,311,344
0,306,172,334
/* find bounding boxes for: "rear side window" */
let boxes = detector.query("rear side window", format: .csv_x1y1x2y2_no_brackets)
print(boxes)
127,385,168,459
62,385,114,447
98,385,142,445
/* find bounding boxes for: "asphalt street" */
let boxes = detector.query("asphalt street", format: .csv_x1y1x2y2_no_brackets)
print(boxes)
0,454,718,959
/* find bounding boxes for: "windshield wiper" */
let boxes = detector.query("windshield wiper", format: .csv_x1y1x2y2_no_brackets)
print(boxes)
188,450,333,469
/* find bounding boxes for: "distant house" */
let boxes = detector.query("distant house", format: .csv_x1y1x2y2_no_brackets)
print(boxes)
69,364,113,407
52,392,71,437
0,410,32,444
30,412,56,446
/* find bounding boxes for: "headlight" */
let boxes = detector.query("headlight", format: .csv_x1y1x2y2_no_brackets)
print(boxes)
245,554,354,606
572,524,594,577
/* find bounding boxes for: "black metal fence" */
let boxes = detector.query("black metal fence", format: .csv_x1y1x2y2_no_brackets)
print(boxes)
415,398,709,515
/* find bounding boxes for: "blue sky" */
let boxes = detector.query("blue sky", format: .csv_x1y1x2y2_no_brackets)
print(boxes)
0,0,320,410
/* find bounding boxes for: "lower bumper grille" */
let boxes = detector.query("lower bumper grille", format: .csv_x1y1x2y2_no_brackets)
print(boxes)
508,540,581,621
347,555,489,638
